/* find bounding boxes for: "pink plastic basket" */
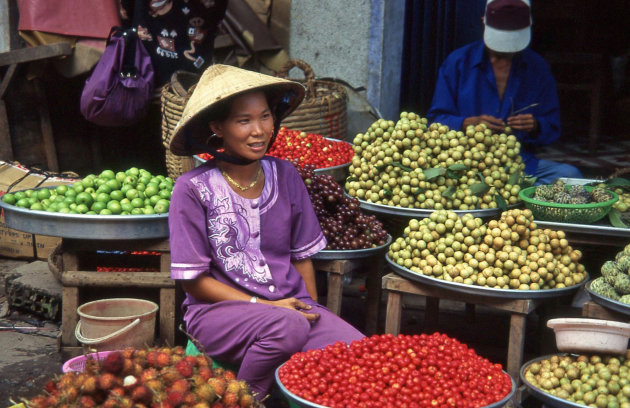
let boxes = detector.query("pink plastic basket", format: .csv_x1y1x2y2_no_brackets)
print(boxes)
62,350,115,373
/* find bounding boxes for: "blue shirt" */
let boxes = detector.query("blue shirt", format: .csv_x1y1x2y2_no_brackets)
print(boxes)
426,40,560,175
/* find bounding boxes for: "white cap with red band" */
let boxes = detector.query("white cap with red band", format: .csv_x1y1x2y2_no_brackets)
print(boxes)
484,0,532,53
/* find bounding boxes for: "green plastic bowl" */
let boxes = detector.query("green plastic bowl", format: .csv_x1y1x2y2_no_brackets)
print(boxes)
519,185,618,224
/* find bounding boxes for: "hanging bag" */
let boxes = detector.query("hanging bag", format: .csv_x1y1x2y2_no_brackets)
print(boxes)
80,26,155,127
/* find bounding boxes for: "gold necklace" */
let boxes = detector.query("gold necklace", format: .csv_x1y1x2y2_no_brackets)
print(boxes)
221,167,262,191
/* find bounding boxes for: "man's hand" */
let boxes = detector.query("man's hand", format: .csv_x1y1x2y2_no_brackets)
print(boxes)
462,115,506,131
507,114,537,132
262,297,320,322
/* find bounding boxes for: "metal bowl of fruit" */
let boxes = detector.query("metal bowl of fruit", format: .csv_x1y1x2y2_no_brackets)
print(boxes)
0,168,172,239
0,193,169,239
519,183,618,224
312,234,392,260
387,255,589,299
585,278,630,317
275,334,517,408
521,353,630,408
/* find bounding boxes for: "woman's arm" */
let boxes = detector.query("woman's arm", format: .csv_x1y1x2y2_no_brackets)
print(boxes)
181,274,321,322
181,275,255,303
292,258,318,302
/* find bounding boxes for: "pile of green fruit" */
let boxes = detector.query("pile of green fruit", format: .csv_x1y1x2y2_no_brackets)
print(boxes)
1,168,173,215
388,208,587,290
595,181,630,214
590,243,630,303
345,113,525,210
534,180,614,204
523,353,630,408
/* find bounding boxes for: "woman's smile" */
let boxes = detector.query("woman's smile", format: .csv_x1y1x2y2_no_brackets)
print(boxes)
211,91,274,161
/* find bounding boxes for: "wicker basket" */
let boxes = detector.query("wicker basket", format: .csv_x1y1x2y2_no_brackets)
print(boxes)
161,71,200,180
519,186,618,223
276,59,348,140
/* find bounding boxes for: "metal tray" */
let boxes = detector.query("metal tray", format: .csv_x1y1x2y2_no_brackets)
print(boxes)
0,197,168,240
312,234,391,260
386,255,588,299
585,280,630,316
355,196,521,218
276,362,516,408
534,220,630,237
520,354,589,408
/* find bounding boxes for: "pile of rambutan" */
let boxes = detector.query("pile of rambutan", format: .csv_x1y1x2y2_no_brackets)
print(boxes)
19,346,263,408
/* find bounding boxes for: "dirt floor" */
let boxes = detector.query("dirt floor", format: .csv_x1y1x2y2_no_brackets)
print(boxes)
0,258,64,407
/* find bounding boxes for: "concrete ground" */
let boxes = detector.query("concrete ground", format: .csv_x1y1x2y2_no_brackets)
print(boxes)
0,258,64,407
0,255,596,408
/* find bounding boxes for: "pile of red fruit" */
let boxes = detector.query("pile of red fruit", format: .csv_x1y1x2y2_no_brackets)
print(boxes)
278,333,513,408
197,127,354,169
21,346,261,408
296,164,388,250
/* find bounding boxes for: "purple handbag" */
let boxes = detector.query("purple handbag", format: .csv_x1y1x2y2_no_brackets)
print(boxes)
80,27,155,127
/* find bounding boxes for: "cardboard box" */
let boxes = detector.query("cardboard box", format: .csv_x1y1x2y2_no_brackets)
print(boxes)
0,161,77,260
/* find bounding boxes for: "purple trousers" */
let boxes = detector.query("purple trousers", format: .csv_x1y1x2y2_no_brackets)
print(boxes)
184,300,364,398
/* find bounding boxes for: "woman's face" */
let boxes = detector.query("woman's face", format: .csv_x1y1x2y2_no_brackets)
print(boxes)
211,91,274,161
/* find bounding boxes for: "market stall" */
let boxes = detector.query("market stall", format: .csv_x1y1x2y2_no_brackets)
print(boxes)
0,167,176,352
3,99,630,408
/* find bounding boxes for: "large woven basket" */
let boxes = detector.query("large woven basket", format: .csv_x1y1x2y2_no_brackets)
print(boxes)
276,59,348,140
161,71,200,179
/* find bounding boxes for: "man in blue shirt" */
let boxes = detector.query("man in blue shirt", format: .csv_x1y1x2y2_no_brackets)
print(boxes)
427,0,582,184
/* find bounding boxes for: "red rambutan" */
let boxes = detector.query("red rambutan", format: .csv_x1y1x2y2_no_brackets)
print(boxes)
101,351,124,374
175,360,194,378
97,372,120,391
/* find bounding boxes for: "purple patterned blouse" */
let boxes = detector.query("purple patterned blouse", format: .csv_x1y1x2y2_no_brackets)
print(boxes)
169,157,326,309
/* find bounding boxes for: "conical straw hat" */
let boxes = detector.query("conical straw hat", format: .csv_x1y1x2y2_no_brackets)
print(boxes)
169,64,305,156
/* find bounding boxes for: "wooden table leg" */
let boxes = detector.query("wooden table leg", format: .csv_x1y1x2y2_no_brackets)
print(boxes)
327,273,343,316
159,288,176,346
507,312,527,382
384,291,402,335
61,286,79,347
364,255,384,335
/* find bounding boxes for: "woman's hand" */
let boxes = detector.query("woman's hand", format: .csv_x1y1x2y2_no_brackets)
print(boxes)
462,115,506,131
506,114,537,132
262,297,320,322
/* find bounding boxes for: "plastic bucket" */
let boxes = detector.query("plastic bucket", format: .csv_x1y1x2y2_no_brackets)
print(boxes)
75,298,159,351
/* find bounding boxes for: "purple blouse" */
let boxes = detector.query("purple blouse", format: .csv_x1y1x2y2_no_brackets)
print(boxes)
169,157,326,309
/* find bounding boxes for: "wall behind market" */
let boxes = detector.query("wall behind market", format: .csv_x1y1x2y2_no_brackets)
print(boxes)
289,0,405,122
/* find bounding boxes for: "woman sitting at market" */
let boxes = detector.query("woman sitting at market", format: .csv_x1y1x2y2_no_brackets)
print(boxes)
167,64,365,400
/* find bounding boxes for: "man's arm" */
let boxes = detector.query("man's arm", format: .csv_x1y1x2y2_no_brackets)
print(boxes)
508,61,560,145
426,63,467,131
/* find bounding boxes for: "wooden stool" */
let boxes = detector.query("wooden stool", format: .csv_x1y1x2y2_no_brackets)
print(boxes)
58,238,175,350
382,273,542,383
582,300,630,322
313,252,386,335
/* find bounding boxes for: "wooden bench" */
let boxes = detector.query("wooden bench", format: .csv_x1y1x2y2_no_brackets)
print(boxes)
382,273,543,383
582,300,630,322
56,238,175,351
313,252,386,335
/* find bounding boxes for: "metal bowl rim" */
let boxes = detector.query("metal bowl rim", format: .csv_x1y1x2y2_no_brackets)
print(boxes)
585,280,630,316
276,361,516,408
520,353,596,408
386,254,588,299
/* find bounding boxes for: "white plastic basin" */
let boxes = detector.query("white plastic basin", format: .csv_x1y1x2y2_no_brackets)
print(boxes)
547,317,630,355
